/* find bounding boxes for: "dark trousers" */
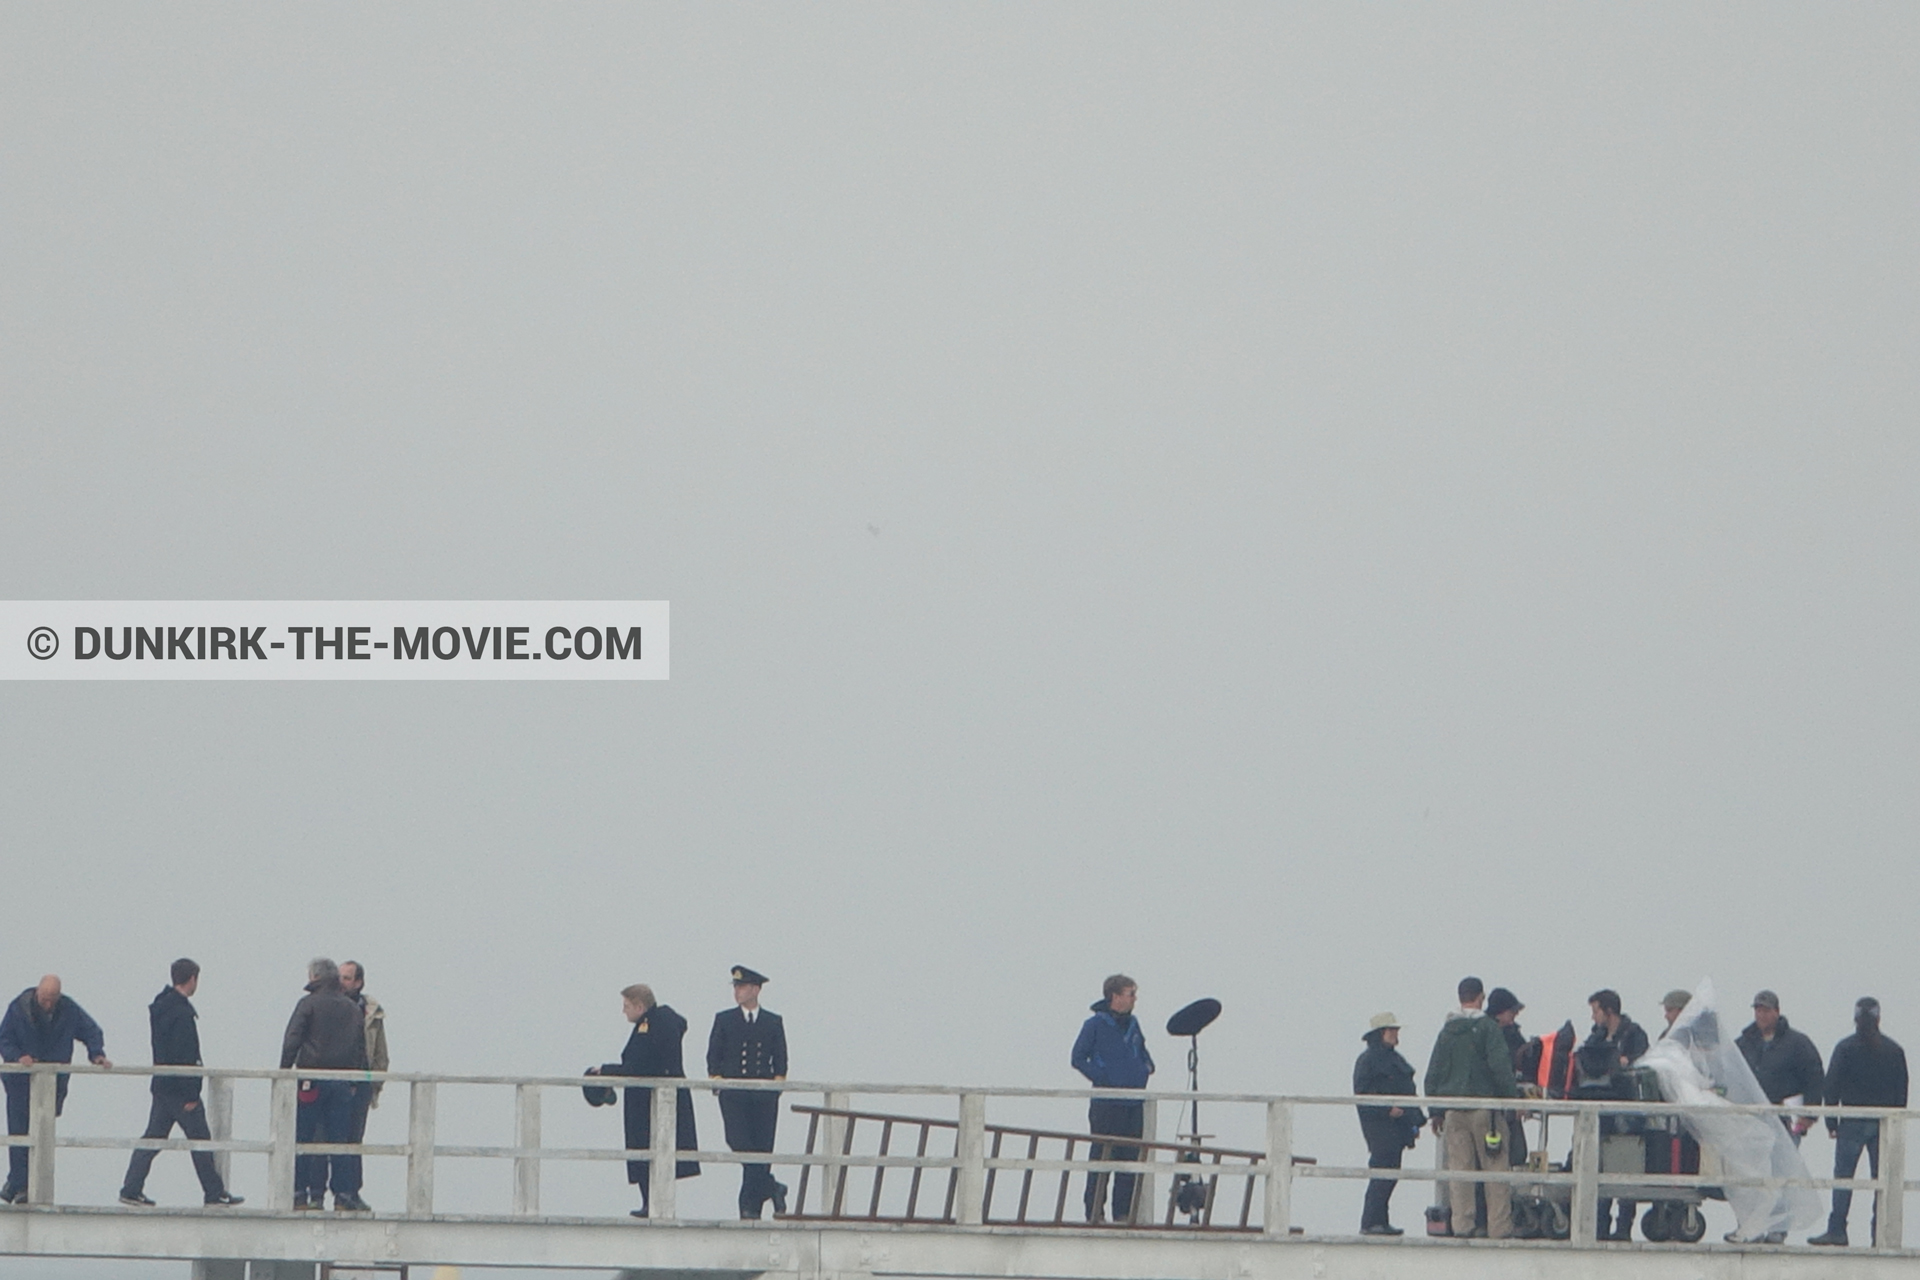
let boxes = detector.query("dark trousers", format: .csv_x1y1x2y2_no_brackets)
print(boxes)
346,1086,374,1144
4,1077,69,1190
1085,1098,1144,1222
1829,1118,1881,1242
1362,1134,1403,1229
719,1088,781,1217
1597,1197,1636,1239
123,1093,226,1198
294,1081,362,1201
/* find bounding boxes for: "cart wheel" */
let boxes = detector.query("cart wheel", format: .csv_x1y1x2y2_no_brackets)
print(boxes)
1640,1204,1671,1242
1548,1201,1570,1240
1675,1205,1706,1243
1510,1198,1539,1238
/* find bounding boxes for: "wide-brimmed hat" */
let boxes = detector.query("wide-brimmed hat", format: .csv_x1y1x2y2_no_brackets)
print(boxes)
1367,1011,1400,1032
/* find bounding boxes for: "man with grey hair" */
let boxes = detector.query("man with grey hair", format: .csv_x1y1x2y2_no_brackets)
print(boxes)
280,958,370,1212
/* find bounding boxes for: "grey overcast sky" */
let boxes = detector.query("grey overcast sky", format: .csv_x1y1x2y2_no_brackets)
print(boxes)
1,2,1916,1270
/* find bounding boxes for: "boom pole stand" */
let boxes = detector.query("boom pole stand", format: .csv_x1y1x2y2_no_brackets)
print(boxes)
1164,998,1222,1223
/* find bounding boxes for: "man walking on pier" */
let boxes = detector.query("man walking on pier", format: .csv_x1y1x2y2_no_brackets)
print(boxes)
1071,974,1155,1224
0,976,110,1203
1424,977,1517,1238
708,966,788,1219
280,958,371,1212
118,959,243,1207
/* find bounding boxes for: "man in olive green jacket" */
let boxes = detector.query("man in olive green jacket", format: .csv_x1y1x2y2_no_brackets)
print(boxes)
1424,977,1520,1238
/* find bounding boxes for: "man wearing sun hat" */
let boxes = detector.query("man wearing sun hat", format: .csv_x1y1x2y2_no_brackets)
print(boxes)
708,966,788,1219
1354,1013,1424,1235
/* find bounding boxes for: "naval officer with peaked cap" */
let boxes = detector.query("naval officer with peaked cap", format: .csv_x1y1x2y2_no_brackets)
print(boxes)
708,965,789,1219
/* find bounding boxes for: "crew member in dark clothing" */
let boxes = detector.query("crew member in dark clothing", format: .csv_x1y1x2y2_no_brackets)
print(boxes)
1071,974,1155,1223
1488,989,1526,1070
119,960,242,1207
587,983,699,1217
0,975,109,1203
708,966,788,1220
279,958,370,1212
1353,1013,1425,1236
1584,989,1649,1241
1486,988,1528,1172
1735,990,1825,1143
1809,998,1909,1248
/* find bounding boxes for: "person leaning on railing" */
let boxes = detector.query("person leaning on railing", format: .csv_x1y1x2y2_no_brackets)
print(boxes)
1422,976,1518,1239
0,974,110,1204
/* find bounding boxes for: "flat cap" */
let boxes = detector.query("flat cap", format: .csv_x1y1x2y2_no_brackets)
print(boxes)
1662,989,1693,1012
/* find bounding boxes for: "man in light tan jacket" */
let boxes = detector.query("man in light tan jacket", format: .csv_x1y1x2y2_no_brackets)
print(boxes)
340,961,389,1145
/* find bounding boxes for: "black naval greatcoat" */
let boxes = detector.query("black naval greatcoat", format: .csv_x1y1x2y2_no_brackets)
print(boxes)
599,1004,699,1183
707,1006,787,1153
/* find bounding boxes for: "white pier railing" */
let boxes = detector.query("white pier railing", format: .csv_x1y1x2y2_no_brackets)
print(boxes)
0,1063,1911,1252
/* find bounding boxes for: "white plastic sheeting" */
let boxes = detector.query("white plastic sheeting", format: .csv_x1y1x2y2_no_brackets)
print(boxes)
1635,977,1823,1239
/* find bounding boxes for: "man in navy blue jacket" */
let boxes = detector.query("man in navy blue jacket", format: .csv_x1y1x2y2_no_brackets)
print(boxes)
0,975,109,1202
1071,974,1155,1223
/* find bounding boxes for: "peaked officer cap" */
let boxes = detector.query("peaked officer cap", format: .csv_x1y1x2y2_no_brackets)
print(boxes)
731,965,770,986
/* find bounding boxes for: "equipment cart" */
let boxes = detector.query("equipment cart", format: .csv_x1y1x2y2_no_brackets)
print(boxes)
1511,1068,1719,1243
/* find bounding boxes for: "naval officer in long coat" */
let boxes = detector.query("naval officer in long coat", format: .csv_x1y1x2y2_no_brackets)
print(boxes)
585,983,699,1217
707,966,788,1219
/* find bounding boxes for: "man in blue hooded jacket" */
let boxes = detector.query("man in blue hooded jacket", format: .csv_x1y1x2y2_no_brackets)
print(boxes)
1071,974,1155,1223
0,975,109,1203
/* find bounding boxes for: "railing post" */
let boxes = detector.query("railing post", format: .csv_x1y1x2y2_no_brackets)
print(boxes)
204,1075,234,1188
648,1082,678,1220
406,1080,436,1217
1263,1100,1292,1237
820,1090,850,1216
1569,1105,1599,1247
1877,1112,1906,1250
955,1092,986,1225
1133,1098,1156,1227
268,1075,299,1212
25,1069,56,1205
513,1082,541,1215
